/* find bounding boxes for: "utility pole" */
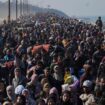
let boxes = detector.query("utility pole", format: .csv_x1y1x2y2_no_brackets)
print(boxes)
16,0,18,20
22,0,25,15
27,0,29,15
20,0,22,16
8,0,11,23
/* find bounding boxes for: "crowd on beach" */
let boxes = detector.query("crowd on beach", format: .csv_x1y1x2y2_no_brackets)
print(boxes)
0,12,105,105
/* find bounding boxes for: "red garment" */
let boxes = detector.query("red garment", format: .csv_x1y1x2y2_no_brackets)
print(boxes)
42,44,50,52
32,45,42,54
32,44,50,54
4,61,14,68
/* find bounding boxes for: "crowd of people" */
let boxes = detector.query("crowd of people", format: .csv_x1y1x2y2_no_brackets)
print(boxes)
0,12,105,105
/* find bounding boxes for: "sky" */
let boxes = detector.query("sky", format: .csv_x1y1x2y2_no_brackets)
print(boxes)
0,0,105,17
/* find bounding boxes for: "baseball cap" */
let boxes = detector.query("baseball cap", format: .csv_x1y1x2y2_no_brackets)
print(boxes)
83,80,92,88
15,85,25,95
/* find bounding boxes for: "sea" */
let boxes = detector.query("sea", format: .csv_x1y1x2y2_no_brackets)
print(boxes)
77,16,105,24
0,16,105,25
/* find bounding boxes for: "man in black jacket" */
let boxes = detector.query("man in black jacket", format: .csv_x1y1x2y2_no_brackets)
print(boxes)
96,17,103,31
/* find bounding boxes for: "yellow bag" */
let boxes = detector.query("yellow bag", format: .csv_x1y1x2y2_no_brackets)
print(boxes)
64,71,73,84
